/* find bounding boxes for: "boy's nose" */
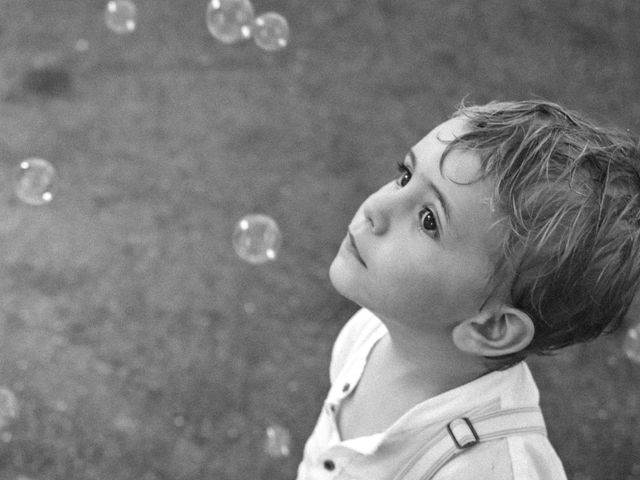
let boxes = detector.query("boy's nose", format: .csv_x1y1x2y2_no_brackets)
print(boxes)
362,192,389,235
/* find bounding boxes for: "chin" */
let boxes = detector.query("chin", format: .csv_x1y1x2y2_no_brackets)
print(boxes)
328,257,344,291
329,257,357,301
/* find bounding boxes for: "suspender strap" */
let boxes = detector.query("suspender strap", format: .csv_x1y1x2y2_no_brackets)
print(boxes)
394,406,547,480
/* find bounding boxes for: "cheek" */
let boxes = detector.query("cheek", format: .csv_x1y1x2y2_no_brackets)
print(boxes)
381,252,490,320
443,258,494,315
372,251,448,309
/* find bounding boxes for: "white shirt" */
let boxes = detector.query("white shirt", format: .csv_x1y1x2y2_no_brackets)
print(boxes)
296,308,568,479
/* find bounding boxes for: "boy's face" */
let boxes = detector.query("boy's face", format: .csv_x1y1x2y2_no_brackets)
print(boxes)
329,117,504,332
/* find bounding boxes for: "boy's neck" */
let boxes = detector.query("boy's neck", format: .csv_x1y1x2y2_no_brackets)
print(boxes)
375,315,489,396
336,314,492,440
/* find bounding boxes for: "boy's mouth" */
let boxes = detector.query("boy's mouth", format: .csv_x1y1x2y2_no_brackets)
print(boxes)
347,231,367,267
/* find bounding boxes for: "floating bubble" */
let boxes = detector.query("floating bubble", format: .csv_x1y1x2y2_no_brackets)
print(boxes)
206,0,254,44
173,414,185,427
623,323,640,364
53,400,68,412
0,387,19,428
105,0,137,34
14,158,56,206
252,12,290,51
74,38,90,52
243,302,257,314
264,424,291,458
113,413,139,435
232,214,282,264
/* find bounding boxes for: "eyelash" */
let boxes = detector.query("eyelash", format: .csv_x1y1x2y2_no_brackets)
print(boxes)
395,162,411,187
395,162,439,238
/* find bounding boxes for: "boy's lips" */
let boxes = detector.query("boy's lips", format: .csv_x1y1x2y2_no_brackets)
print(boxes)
346,231,367,267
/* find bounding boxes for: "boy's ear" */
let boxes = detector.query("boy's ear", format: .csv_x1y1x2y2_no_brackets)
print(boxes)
451,306,534,357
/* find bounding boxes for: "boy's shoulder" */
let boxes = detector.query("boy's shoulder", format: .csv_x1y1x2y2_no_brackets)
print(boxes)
434,438,512,479
434,434,567,480
323,311,567,480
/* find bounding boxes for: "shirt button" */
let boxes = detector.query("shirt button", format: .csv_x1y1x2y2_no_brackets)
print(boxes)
324,459,336,471
342,383,350,392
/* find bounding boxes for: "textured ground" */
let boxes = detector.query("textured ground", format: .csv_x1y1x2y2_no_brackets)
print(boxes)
0,0,638,479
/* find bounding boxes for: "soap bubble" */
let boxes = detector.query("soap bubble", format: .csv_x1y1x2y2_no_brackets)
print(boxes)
105,0,137,34
252,12,290,51
173,414,185,427
74,38,90,52
264,424,291,458
113,413,139,435
206,0,254,44
14,158,56,206
243,302,256,314
623,323,640,364
232,214,282,264
0,387,19,429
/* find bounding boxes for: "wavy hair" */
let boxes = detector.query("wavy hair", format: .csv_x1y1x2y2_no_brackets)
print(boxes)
444,100,640,366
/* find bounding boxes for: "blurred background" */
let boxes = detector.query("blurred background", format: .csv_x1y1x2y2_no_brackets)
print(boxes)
0,0,638,478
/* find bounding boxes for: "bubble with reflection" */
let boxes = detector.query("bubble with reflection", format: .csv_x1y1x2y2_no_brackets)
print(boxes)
252,12,290,51
623,323,640,364
206,0,254,44
105,0,137,34
14,158,56,206
0,387,19,429
264,424,291,458
232,214,282,264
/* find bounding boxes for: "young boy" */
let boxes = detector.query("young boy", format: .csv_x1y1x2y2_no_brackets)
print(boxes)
296,100,640,479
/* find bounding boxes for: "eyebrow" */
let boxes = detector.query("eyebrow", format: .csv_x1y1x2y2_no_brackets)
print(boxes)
408,149,451,225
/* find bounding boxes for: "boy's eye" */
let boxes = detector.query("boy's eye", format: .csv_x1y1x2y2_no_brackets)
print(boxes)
420,208,437,232
396,163,411,187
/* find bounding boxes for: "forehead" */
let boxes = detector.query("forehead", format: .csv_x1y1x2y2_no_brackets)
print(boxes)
412,117,502,248
412,116,486,188
416,116,472,164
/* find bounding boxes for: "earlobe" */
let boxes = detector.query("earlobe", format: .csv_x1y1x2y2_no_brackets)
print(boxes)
452,307,535,357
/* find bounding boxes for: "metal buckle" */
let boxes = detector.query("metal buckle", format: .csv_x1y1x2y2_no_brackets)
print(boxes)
446,417,479,449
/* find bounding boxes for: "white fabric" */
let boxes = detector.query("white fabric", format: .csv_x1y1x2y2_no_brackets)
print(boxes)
398,406,547,480
296,308,568,480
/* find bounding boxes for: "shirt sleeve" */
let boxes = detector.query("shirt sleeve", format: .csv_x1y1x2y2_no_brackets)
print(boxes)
507,435,568,480
432,435,568,480
432,438,515,480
